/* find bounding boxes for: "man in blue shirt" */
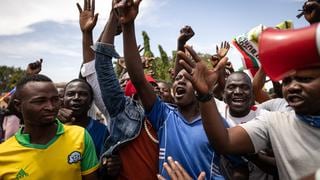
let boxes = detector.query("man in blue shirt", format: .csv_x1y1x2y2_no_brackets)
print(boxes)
111,1,246,179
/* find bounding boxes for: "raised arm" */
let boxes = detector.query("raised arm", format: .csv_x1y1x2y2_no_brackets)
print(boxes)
94,4,125,118
252,67,271,103
174,26,194,77
114,0,157,111
77,0,98,64
178,45,255,155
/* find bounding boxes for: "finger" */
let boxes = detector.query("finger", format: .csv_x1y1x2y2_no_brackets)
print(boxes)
184,45,201,63
179,60,193,74
92,0,95,14
181,70,193,83
197,172,206,180
175,160,191,178
102,157,107,165
87,0,91,10
163,162,176,180
76,3,82,13
157,174,166,180
134,0,142,7
214,56,228,72
177,51,195,68
127,0,133,6
84,0,88,10
93,13,99,25
168,157,182,178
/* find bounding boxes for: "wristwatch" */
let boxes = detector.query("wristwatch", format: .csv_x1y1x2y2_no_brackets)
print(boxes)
195,91,213,102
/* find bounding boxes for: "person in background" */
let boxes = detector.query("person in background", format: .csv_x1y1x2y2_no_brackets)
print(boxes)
62,78,108,158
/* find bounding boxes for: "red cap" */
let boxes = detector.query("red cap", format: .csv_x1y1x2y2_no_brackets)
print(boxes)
125,75,156,97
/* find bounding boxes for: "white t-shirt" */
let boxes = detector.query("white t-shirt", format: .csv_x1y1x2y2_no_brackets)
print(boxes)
215,99,272,180
240,111,320,180
215,99,268,127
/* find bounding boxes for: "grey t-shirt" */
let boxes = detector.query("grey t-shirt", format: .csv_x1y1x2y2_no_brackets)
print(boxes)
258,98,291,112
240,111,320,180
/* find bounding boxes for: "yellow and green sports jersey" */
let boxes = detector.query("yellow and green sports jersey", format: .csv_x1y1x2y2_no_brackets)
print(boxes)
0,120,99,180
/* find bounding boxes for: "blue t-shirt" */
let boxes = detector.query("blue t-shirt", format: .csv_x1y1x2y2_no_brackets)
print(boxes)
86,118,108,157
146,98,225,179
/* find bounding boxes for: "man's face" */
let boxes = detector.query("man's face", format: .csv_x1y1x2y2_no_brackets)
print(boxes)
63,81,92,118
303,0,320,24
16,81,60,126
224,73,253,117
172,70,196,107
282,67,320,115
157,82,173,103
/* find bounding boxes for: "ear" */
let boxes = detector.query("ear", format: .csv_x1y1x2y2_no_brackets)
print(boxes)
13,99,22,113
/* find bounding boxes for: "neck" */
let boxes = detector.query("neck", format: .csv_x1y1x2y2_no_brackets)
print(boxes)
178,102,200,122
229,108,250,118
23,122,57,145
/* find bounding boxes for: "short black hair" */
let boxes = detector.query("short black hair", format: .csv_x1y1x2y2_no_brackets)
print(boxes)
64,78,94,103
15,74,53,99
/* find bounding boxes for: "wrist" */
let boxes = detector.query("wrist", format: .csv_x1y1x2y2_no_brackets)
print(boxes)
195,91,213,102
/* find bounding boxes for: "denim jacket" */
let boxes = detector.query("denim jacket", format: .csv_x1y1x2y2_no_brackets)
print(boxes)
93,42,145,158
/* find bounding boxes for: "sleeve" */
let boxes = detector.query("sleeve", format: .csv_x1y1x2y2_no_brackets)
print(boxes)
81,61,110,125
4,115,20,140
239,114,271,153
145,97,170,131
81,130,99,175
94,42,126,118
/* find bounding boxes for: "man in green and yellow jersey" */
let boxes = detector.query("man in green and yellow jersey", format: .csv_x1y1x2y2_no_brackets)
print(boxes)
0,74,99,180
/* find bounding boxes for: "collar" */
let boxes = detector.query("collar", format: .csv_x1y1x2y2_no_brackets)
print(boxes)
15,119,65,149
296,114,320,128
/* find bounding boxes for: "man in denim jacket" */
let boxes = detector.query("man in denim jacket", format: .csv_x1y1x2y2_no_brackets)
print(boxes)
92,9,158,179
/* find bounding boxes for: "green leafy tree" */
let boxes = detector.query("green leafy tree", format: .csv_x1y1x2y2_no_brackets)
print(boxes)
0,66,26,93
152,45,173,81
142,31,154,58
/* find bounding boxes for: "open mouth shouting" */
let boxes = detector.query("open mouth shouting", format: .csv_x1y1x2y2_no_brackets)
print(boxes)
175,86,187,99
287,94,305,108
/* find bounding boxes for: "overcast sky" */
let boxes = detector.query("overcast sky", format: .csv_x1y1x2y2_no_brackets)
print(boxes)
0,0,308,83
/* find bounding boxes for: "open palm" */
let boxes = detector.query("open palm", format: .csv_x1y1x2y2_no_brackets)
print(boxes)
77,0,98,32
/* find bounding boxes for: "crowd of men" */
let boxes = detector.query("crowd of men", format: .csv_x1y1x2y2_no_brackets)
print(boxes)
1,0,320,179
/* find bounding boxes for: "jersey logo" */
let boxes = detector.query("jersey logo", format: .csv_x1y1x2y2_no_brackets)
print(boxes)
16,169,29,180
68,151,82,164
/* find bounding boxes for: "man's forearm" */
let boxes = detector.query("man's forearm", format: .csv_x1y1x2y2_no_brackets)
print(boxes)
122,23,145,85
101,12,118,44
82,32,95,64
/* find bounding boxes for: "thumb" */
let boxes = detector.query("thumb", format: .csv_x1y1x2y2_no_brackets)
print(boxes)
214,56,228,71
93,13,99,25
135,0,142,7
197,171,206,180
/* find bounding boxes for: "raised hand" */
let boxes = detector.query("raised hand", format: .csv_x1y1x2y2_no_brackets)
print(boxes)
26,59,43,76
302,0,320,24
178,26,195,43
178,45,228,95
216,41,230,59
157,156,205,180
113,0,142,24
76,0,98,33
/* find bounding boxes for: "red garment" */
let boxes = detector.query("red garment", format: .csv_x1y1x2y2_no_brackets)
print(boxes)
118,119,158,180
